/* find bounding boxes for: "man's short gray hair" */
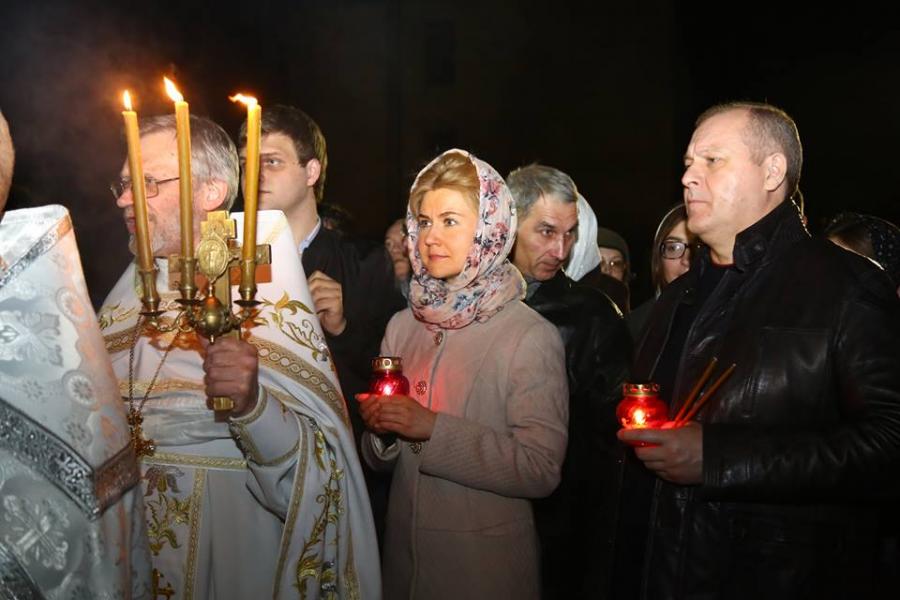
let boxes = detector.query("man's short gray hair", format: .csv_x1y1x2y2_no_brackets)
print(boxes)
696,101,803,199
506,164,578,217
138,114,239,210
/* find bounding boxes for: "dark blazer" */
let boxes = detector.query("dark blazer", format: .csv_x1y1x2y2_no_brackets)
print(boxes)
302,227,406,438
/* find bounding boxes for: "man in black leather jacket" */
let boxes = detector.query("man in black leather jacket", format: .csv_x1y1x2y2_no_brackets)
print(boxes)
617,102,900,599
507,164,631,599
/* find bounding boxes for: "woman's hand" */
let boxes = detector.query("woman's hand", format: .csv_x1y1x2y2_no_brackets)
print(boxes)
356,393,388,435
355,393,437,441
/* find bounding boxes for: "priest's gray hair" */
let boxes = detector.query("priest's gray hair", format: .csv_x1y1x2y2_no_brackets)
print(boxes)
138,114,239,210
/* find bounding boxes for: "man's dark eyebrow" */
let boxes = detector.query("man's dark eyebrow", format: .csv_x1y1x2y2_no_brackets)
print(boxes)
538,220,558,230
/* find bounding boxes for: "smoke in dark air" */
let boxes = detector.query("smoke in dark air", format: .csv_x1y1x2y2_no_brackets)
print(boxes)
0,0,262,306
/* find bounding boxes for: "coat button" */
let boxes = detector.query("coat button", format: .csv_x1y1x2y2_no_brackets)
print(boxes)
416,381,427,396
433,331,444,345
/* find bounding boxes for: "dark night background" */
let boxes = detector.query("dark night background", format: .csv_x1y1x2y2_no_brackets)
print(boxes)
1,1,898,307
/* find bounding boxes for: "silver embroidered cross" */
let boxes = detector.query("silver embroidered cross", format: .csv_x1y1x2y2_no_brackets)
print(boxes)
3,495,70,570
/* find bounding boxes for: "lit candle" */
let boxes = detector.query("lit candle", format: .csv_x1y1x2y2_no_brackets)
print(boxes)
616,382,668,446
164,77,193,259
121,91,153,272
230,94,260,263
631,408,647,427
369,357,410,396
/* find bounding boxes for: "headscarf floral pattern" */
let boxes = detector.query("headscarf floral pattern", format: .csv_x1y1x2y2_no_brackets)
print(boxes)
406,149,525,330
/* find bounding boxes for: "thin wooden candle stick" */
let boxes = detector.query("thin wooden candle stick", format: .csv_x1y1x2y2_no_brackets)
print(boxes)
678,363,737,424
673,357,719,423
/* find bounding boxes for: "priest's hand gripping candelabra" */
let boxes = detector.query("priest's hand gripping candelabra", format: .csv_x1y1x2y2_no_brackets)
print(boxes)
136,211,270,420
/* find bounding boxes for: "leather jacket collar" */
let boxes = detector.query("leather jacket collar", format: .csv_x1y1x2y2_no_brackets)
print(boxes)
729,199,809,272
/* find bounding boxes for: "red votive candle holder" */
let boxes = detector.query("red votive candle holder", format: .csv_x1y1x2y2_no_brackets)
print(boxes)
370,356,410,396
617,382,668,447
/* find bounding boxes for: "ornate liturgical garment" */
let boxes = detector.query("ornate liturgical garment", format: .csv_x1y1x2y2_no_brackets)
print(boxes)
100,210,380,600
0,205,151,599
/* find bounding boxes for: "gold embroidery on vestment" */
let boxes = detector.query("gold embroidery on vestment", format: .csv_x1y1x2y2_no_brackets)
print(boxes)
104,325,139,354
295,438,344,598
274,420,310,597
252,337,348,425
142,465,191,557
98,302,137,331
184,469,206,600
145,452,247,471
118,378,205,397
343,529,360,600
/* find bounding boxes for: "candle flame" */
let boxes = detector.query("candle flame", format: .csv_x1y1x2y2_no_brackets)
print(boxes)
164,77,184,102
122,90,133,111
229,93,258,108
632,408,647,427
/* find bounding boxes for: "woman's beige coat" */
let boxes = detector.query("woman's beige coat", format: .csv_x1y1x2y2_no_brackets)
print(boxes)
363,301,569,599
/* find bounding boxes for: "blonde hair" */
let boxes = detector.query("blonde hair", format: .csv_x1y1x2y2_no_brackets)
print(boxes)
409,151,479,216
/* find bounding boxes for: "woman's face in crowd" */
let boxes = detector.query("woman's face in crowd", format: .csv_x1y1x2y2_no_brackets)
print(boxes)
385,219,410,280
661,219,692,285
598,247,627,282
416,188,478,280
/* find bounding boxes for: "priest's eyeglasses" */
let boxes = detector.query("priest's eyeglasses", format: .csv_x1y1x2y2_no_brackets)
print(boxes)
660,240,689,259
109,176,180,200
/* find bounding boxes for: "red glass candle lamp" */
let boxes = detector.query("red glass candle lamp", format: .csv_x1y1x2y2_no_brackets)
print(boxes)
370,356,410,396
617,382,668,447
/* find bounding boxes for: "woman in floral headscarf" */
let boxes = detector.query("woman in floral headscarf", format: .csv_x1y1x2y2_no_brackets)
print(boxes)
359,150,569,599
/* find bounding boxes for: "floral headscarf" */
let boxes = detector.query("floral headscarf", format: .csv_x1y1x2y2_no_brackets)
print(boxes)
406,149,525,330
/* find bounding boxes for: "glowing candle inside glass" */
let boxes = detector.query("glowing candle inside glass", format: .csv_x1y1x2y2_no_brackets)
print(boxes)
369,357,410,396
617,382,668,447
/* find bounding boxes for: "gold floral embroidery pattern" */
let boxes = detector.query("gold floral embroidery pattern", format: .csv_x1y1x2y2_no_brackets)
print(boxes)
273,421,310,598
184,469,206,600
142,465,191,556
252,338,349,426
313,427,327,471
257,292,329,362
295,450,344,599
97,302,137,331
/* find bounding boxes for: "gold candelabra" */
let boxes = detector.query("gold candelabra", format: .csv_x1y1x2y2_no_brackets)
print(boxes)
137,211,270,418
